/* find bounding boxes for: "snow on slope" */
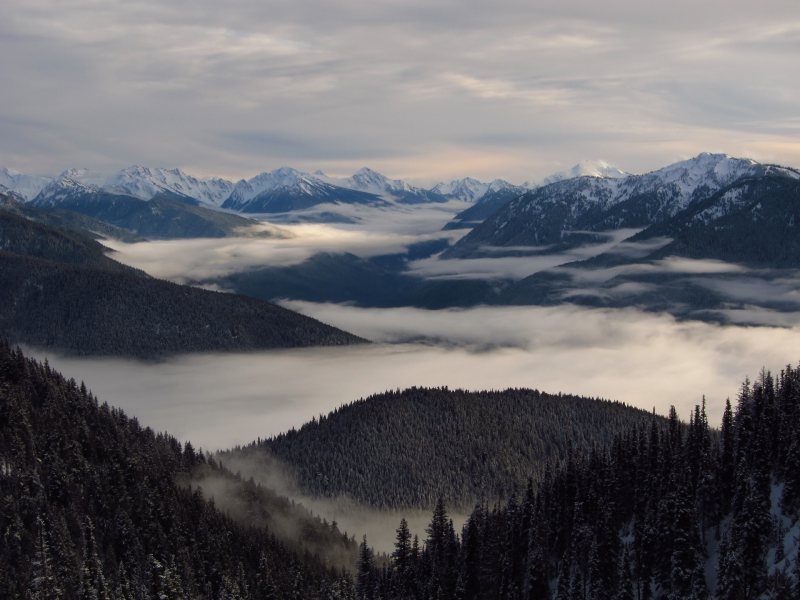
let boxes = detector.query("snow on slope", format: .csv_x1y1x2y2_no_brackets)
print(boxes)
527,159,628,188
328,167,445,203
0,168,52,201
32,169,105,206
105,166,234,206
224,167,333,206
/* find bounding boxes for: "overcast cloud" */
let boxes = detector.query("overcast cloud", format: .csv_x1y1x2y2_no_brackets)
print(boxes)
1,1,798,182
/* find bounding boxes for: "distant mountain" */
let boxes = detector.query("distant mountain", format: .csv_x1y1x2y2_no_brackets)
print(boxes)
442,184,527,230
432,177,491,202
441,163,623,231
0,205,364,356
0,343,356,598
323,167,445,204
222,167,386,212
495,172,800,318
447,153,797,257
234,387,664,510
104,165,235,206
634,172,800,267
0,167,50,200
528,159,628,187
32,172,258,239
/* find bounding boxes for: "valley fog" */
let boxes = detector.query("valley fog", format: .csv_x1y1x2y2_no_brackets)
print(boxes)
33,303,800,452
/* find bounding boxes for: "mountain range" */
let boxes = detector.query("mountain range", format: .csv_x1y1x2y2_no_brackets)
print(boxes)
2,164,527,211
446,153,800,257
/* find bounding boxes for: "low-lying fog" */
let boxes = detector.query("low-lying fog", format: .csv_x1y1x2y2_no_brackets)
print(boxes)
35,303,800,451
31,302,800,549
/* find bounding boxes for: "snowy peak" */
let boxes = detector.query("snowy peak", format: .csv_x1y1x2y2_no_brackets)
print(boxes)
648,153,758,187
32,169,106,206
228,167,327,203
432,177,489,202
535,160,628,187
341,167,416,196
0,168,51,201
104,165,234,206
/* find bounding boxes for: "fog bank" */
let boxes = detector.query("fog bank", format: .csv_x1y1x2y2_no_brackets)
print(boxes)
32,304,800,453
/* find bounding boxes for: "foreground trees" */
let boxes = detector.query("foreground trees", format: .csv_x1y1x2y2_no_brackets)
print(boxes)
363,368,800,599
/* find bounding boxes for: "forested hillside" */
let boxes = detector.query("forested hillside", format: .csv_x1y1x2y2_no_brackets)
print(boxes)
32,188,259,239
357,369,800,599
240,388,664,510
0,205,363,357
0,206,139,273
0,342,360,598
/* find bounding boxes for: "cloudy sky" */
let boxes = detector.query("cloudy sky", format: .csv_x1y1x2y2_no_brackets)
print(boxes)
1,0,798,182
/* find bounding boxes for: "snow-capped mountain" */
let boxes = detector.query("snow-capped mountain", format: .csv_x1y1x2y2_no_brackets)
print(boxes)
329,167,446,204
31,169,105,207
448,153,797,256
104,166,234,206
532,160,628,187
0,168,51,201
222,167,385,213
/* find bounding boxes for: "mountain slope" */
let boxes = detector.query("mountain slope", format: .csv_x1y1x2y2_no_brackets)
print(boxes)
447,153,795,257
0,342,356,599
0,210,363,357
633,172,800,267
104,165,235,206
0,204,139,272
32,174,258,238
0,168,50,200
236,388,664,510
442,185,526,230
223,167,385,213
336,167,448,204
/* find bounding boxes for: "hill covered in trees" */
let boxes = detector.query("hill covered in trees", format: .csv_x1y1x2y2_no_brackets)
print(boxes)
0,204,363,357
0,342,358,599
237,388,665,510
31,187,260,239
356,369,800,599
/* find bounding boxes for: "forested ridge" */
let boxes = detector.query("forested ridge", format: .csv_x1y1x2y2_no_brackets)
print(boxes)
355,369,800,599
0,341,359,599
0,203,364,357
240,388,665,510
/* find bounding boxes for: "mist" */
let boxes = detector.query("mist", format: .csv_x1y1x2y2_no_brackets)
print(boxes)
102,206,467,282
28,300,800,552
32,303,800,453
211,452,467,554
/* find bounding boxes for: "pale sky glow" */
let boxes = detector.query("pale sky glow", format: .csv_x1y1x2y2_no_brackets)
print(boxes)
1,0,799,182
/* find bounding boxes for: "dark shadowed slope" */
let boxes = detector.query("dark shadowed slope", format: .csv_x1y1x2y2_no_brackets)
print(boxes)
0,342,357,599
0,204,364,357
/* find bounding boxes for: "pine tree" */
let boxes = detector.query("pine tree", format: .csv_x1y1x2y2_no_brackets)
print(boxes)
614,547,634,600
794,553,800,599
80,519,110,600
356,536,375,600
392,518,413,599
29,517,61,600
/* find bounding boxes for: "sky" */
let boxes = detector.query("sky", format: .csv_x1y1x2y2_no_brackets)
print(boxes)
1,0,799,183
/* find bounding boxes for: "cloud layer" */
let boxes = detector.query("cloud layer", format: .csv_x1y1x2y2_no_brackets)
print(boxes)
32,303,800,455
1,0,799,181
